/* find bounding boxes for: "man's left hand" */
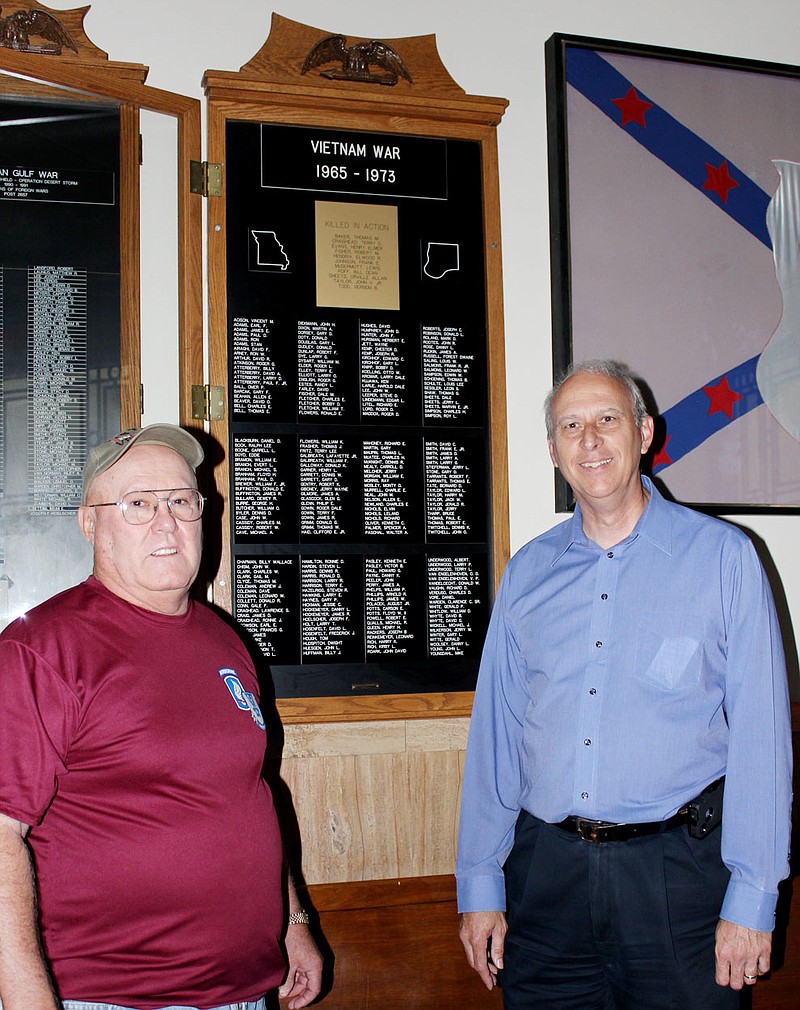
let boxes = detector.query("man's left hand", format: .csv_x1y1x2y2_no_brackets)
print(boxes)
279,923,323,1008
715,918,772,989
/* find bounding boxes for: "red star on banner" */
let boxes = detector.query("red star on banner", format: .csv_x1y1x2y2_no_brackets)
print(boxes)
652,435,672,469
702,161,739,204
703,376,743,420
612,87,653,127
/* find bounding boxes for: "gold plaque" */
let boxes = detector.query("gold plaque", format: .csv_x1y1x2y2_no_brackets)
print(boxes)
315,200,400,310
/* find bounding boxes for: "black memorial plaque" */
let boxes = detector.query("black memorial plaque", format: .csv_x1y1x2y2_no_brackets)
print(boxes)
363,438,423,541
0,97,120,628
232,434,298,542
234,555,300,663
298,436,362,541
364,555,427,662
300,554,364,663
226,121,492,697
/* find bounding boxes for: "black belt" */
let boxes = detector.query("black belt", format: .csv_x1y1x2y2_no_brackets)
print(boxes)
554,808,689,844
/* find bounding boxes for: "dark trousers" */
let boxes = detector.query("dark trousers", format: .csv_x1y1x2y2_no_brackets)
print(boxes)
502,811,741,1010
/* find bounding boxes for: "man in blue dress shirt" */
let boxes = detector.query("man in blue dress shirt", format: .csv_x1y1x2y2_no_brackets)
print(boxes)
457,360,793,1008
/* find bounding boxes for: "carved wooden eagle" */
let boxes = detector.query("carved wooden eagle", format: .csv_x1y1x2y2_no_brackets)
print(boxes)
0,7,77,54
301,35,412,86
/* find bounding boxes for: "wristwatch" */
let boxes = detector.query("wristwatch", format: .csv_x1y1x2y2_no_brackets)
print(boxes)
288,908,310,925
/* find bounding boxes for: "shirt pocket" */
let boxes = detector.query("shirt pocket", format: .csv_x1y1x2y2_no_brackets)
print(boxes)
639,635,701,691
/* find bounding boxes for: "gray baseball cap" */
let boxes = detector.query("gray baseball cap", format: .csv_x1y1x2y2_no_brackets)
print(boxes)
82,424,204,503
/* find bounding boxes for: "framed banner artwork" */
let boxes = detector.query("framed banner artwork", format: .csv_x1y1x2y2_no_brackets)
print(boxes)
546,34,800,511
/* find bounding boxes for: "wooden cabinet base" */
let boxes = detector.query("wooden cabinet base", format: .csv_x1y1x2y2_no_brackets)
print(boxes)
306,876,495,1008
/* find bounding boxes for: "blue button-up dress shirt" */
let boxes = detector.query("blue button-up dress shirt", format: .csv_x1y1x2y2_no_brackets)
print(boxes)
456,477,792,931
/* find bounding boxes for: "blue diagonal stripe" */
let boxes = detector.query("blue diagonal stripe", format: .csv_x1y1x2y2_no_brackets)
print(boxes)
566,47,772,248
652,356,763,473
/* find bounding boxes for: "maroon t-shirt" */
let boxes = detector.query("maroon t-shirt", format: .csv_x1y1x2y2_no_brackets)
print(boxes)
0,577,285,1008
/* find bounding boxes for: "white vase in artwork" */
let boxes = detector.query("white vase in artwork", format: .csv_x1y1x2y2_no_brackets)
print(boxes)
757,159,800,443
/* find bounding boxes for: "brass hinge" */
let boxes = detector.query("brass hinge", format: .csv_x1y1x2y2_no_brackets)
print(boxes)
189,161,222,197
191,384,225,421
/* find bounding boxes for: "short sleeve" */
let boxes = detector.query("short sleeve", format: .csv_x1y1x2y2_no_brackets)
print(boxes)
0,639,80,826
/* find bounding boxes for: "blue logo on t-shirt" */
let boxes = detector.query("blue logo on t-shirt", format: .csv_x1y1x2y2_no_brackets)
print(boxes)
218,668,266,730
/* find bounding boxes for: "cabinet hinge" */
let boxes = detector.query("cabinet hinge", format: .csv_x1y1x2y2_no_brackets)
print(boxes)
189,161,222,197
191,384,225,421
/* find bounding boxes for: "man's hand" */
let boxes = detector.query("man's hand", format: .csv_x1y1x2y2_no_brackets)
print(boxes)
279,923,323,1008
715,918,772,989
459,910,507,990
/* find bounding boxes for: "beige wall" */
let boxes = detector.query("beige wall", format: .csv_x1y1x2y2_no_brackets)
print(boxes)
42,0,800,884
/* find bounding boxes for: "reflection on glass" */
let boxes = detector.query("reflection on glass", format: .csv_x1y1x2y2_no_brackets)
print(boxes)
0,92,121,626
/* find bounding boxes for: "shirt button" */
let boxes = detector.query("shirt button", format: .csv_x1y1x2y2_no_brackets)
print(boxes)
607,552,614,558
595,641,602,648
601,593,608,600
584,738,591,746
581,791,589,800
589,688,597,695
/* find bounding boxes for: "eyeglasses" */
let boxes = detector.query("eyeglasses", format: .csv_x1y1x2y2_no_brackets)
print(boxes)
88,488,205,525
